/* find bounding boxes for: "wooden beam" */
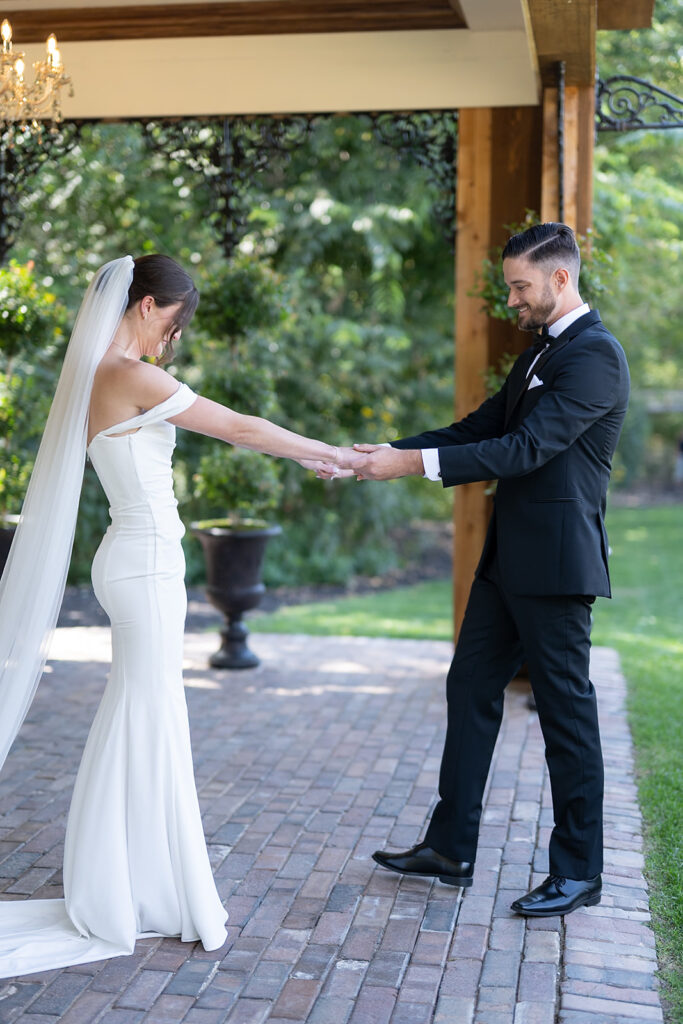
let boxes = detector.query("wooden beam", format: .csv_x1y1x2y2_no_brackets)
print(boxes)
597,0,655,30
527,0,597,87
0,1,466,43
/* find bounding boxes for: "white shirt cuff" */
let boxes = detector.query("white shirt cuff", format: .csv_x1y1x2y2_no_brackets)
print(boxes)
421,448,442,481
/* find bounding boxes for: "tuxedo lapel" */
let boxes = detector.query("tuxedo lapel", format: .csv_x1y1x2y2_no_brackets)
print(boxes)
504,311,602,428
505,346,544,425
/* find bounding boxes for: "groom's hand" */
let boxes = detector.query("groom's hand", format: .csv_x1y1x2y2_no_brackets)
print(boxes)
351,444,424,481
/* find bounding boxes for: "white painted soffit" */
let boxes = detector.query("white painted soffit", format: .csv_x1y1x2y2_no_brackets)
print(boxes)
20,29,538,118
9,0,273,6
458,0,528,31
7,0,522,10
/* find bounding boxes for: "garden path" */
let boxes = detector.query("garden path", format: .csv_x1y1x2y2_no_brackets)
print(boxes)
0,611,664,1023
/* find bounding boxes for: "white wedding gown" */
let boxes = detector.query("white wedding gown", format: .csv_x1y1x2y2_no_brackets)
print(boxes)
0,384,228,978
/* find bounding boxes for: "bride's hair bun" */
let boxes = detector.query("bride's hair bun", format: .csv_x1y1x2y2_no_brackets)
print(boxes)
127,254,199,362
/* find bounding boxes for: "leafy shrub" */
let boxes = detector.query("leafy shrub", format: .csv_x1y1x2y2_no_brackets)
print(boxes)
192,445,283,525
0,262,66,517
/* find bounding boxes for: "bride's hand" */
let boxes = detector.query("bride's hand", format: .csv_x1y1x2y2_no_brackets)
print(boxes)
297,458,355,479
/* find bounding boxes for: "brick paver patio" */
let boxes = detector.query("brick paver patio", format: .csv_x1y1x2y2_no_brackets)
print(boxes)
0,619,664,1023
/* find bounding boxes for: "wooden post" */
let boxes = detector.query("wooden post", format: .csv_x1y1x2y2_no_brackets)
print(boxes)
573,83,595,237
453,109,493,637
453,83,595,640
541,87,560,222
453,105,543,638
541,82,595,234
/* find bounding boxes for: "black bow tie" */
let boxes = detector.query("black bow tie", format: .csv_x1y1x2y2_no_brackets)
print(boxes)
529,326,551,358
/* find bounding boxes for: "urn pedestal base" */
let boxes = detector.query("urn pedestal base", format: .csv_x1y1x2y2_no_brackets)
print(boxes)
191,521,281,671
210,617,261,670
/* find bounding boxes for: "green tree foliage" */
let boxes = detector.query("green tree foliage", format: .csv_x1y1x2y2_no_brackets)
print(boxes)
12,123,223,306
233,117,455,582
598,0,681,94
9,0,679,580
12,116,455,584
178,256,286,542
0,262,66,517
595,0,683,483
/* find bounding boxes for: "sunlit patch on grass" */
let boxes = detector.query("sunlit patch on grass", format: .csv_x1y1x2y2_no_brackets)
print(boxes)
250,580,453,641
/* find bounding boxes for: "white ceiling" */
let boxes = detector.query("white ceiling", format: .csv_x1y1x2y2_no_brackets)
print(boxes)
9,1,540,117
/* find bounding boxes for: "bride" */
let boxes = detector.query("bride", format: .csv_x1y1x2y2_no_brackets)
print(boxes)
0,254,344,978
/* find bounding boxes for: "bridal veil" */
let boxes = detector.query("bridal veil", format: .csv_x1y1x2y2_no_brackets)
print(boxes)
0,255,134,772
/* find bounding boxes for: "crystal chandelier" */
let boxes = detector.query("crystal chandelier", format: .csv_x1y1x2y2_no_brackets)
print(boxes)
0,18,73,129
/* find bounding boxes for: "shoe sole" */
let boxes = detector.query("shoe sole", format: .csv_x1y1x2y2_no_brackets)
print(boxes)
439,874,473,888
372,854,473,889
512,892,601,917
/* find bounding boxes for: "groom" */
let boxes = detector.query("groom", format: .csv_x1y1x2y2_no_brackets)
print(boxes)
341,222,630,916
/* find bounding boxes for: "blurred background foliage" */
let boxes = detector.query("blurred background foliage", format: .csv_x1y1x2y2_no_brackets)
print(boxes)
0,262,67,518
5,0,681,584
593,0,683,487
9,114,455,584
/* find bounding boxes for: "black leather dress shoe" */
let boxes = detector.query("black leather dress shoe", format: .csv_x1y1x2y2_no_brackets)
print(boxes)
511,874,602,917
372,842,474,887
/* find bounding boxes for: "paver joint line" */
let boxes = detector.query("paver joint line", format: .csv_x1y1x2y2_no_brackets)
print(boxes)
0,631,664,1024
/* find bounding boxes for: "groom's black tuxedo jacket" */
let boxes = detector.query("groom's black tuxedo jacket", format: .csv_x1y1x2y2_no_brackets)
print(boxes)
393,311,630,597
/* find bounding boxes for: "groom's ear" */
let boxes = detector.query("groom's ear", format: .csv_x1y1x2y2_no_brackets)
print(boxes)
552,267,571,291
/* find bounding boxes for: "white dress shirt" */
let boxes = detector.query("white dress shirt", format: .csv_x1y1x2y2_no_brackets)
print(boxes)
420,303,590,481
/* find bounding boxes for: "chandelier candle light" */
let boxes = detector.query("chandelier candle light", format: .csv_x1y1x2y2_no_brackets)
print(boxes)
1,18,72,128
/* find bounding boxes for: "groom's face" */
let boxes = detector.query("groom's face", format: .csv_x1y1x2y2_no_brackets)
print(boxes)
503,256,558,332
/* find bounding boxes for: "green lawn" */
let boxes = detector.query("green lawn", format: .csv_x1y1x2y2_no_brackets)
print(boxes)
252,579,453,640
253,504,682,1019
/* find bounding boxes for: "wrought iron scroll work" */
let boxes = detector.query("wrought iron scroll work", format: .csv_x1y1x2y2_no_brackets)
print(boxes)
0,123,80,264
596,76,683,132
143,112,458,259
141,116,313,258
0,112,458,265
364,111,458,246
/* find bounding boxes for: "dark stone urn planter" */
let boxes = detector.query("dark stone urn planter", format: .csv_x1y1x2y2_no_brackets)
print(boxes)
191,519,282,670
0,515,21,580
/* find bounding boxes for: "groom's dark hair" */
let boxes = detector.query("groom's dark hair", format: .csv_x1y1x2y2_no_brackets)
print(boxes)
502,222,580,287
127,254,199,364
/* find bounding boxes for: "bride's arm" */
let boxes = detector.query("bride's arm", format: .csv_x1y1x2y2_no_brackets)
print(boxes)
125,359,340,465
172,394,339,463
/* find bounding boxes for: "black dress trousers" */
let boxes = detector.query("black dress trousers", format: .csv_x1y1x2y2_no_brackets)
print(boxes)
424,557,603,881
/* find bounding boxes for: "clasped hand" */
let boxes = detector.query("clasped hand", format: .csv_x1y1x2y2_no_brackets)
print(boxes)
299,445,423,481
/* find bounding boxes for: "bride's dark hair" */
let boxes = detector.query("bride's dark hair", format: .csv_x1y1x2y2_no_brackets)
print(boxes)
127,254,199,363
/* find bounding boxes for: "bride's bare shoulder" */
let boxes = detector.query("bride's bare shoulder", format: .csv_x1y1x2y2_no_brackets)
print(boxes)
89,359,180,442
95,357,175,400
